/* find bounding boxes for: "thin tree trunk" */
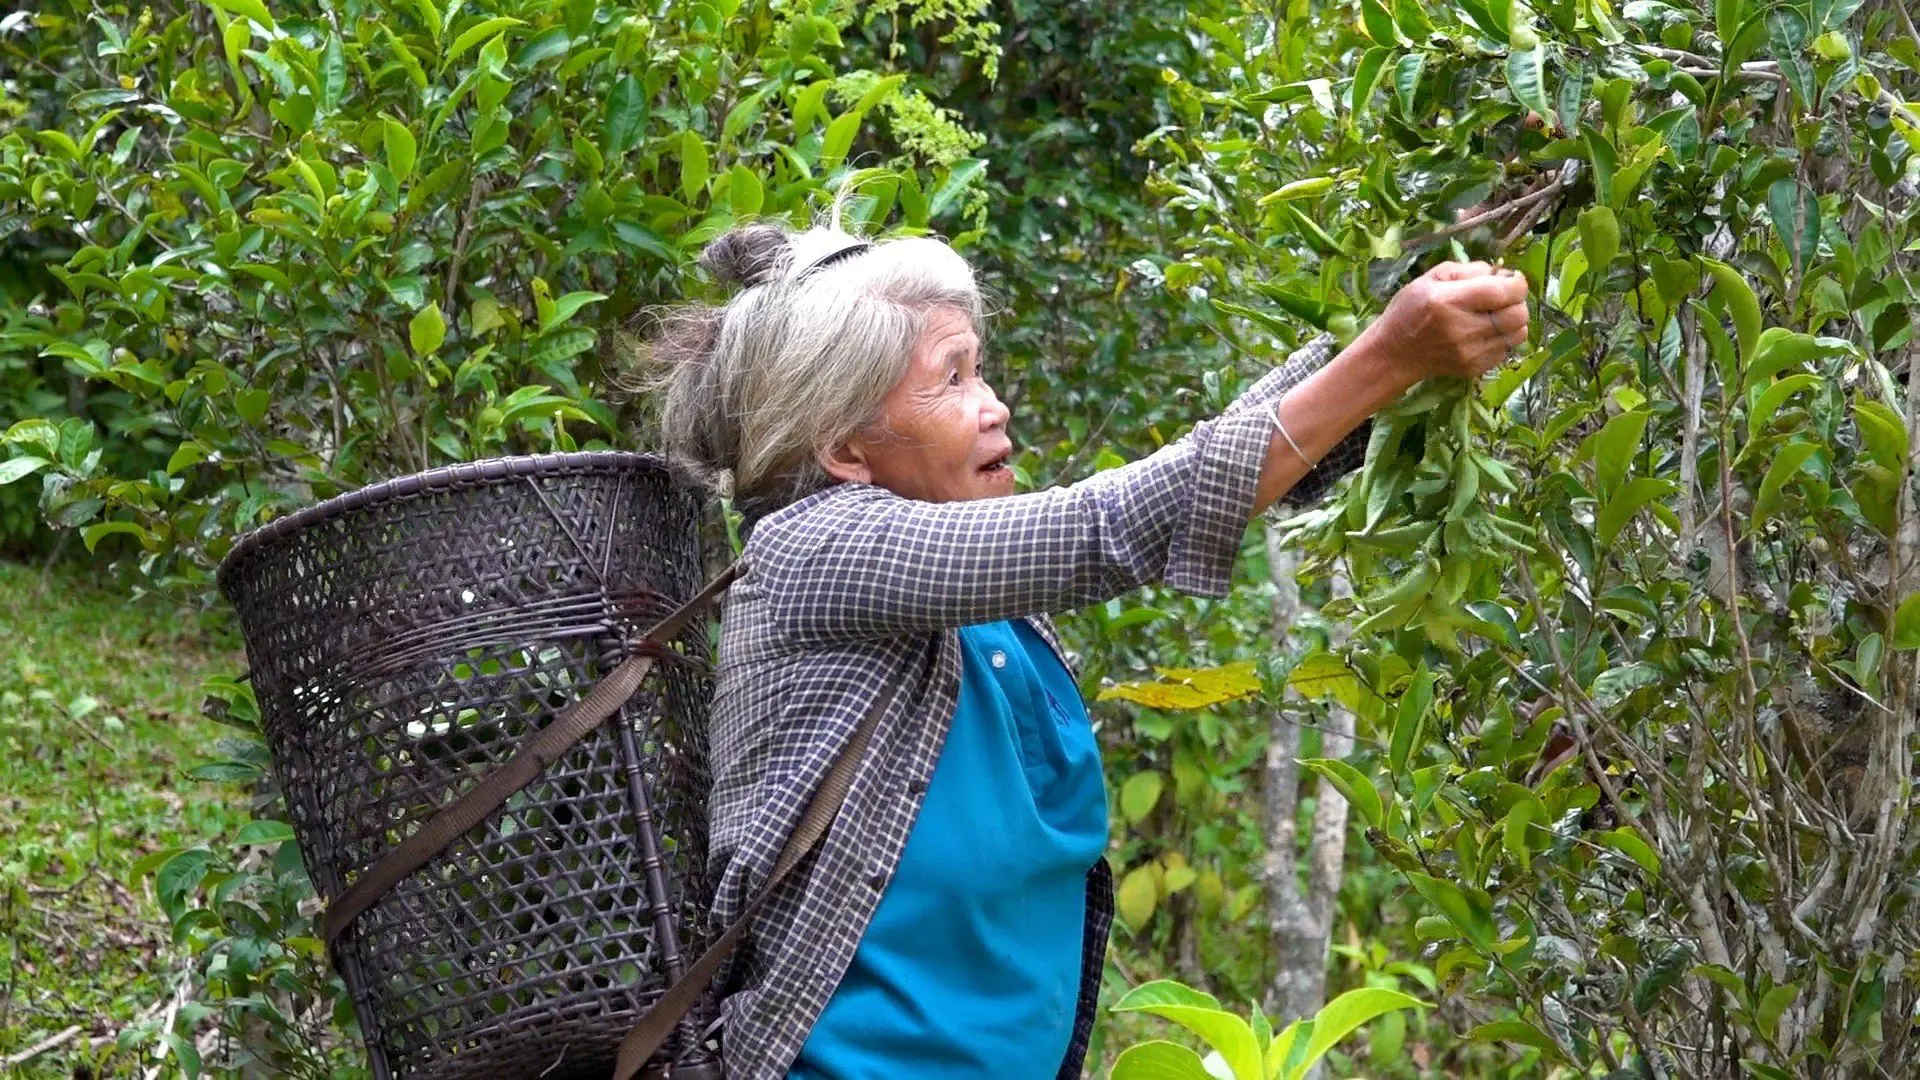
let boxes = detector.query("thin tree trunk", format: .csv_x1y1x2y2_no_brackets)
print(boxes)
1262,525,1352,1047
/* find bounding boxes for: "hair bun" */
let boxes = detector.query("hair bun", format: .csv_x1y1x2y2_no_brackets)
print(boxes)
699,224,793,289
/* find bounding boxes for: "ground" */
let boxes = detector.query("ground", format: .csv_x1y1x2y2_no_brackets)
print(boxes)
0,558,247,1076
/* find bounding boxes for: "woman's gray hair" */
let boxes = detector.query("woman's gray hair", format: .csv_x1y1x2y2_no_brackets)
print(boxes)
630,217,983,523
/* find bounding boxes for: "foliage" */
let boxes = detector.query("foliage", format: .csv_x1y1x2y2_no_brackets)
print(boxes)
1138,0,1920,1072
0,558,249,1074
1108,978,1425,1080
0,0,991,592
11,0,1919,1073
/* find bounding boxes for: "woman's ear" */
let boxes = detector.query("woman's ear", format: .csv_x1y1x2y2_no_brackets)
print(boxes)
816,438,872,485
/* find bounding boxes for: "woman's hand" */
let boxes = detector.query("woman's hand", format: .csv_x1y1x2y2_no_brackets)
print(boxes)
1358,261,1532,385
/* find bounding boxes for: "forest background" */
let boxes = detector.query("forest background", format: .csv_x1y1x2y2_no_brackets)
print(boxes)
1,0,1916,1076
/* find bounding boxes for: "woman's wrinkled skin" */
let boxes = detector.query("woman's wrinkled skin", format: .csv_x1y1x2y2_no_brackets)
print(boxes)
816,306,1017,503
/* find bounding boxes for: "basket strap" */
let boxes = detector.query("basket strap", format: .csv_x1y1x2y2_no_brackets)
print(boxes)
322,560,744,944
611,676,900,1080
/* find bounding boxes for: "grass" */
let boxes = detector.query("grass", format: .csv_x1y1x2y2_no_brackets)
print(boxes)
0,558,248,1075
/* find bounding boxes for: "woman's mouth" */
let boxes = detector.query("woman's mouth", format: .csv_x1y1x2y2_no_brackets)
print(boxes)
978,450,1012,475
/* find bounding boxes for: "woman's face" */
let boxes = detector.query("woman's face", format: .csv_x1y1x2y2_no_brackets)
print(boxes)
818,305,1015,503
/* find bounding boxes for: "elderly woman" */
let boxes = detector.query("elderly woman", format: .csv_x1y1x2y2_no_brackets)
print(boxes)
648,221,1528,1079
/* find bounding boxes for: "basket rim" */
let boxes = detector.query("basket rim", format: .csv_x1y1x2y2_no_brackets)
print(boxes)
215,451,679,594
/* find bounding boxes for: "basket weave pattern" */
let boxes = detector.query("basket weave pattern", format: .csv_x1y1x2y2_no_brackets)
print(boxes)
218,453,716,1079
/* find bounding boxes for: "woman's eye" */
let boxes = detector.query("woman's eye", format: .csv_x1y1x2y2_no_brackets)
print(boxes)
947,369,962,386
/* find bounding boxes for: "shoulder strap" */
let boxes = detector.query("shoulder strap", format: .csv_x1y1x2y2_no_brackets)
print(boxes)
611,676,900,1080
323,562,743,943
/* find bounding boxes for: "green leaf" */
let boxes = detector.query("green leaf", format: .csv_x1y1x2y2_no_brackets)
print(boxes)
1597,477,1676,546
515,25,572,67
1350,47,1393,120
1468,1019,1560,1054
1113,979,1225,1013
1394,0,1436,39
200,0,276,31
166,442,207,475
1505,48,1553,127
1287,987,1427,1080
234,388,271,426
383,118,417,184
1121,771,1165,824
81,521,150,553
1744,328,1849,390
1586,408,1649,498
729,165,764,216
1890,593,1920,650
408,0,442,39
821,110,862,168
1361,0,1402,43
318,34,346,113
1748,374,1822,440
1389,664,1433,776
1112,997,1261,1080
1715,0,1745,48
1591,661,1661,707
1766,8,1813,110
1298,758,1383,828
680,130,711,199
1598,826,1661,875
1756,983,1799,1040
0,457,50,485
1110,1041,1214,1080
443,17,525,70
1855,400,1909,472
854,73,908,113
1741,1062,1797,1080
929,158,987,219
1700,258,1762,365
1768,176,1820,274
1754,440,1820,526
1393,52,1425,115
1406,872,1495,947
410,304,447,356
234,819,296,846
526,328,591,368
1501,792,1548,871
793,80,833,130
1577,206,1619,272
604,75,646,157
6,419,61,459
540,291,608,334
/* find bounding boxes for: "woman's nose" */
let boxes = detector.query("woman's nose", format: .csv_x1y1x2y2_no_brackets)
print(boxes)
979,383,1010,429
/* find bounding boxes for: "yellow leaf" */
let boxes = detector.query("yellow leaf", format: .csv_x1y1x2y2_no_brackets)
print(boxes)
1118,865,1159,928
1098,660,1261,710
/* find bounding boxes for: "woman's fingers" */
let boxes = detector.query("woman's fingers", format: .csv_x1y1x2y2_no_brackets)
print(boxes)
1485,302,1531,346
1428,259,1497,282
1440,271,1531,312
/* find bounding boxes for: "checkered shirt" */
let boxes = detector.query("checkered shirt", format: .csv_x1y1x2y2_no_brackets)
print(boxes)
704,335,1354,1078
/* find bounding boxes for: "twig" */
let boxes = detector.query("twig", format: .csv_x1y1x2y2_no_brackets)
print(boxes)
1406,176,1568,252
2,1024,83,1067
1879,89,1920,133
442,178,488,326
1893,0,1920,57
140,973,193,1080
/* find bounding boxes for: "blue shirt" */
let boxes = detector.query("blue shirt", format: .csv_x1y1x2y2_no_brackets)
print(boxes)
788,620,1109,1078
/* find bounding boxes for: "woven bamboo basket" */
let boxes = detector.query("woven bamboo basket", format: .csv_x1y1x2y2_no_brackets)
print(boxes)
216,453,718,1079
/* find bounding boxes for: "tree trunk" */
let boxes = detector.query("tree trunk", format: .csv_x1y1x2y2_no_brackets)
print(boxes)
1262,525,1353,1045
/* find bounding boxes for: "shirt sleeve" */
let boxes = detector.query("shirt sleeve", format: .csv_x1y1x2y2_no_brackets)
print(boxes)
746,335,1359,647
